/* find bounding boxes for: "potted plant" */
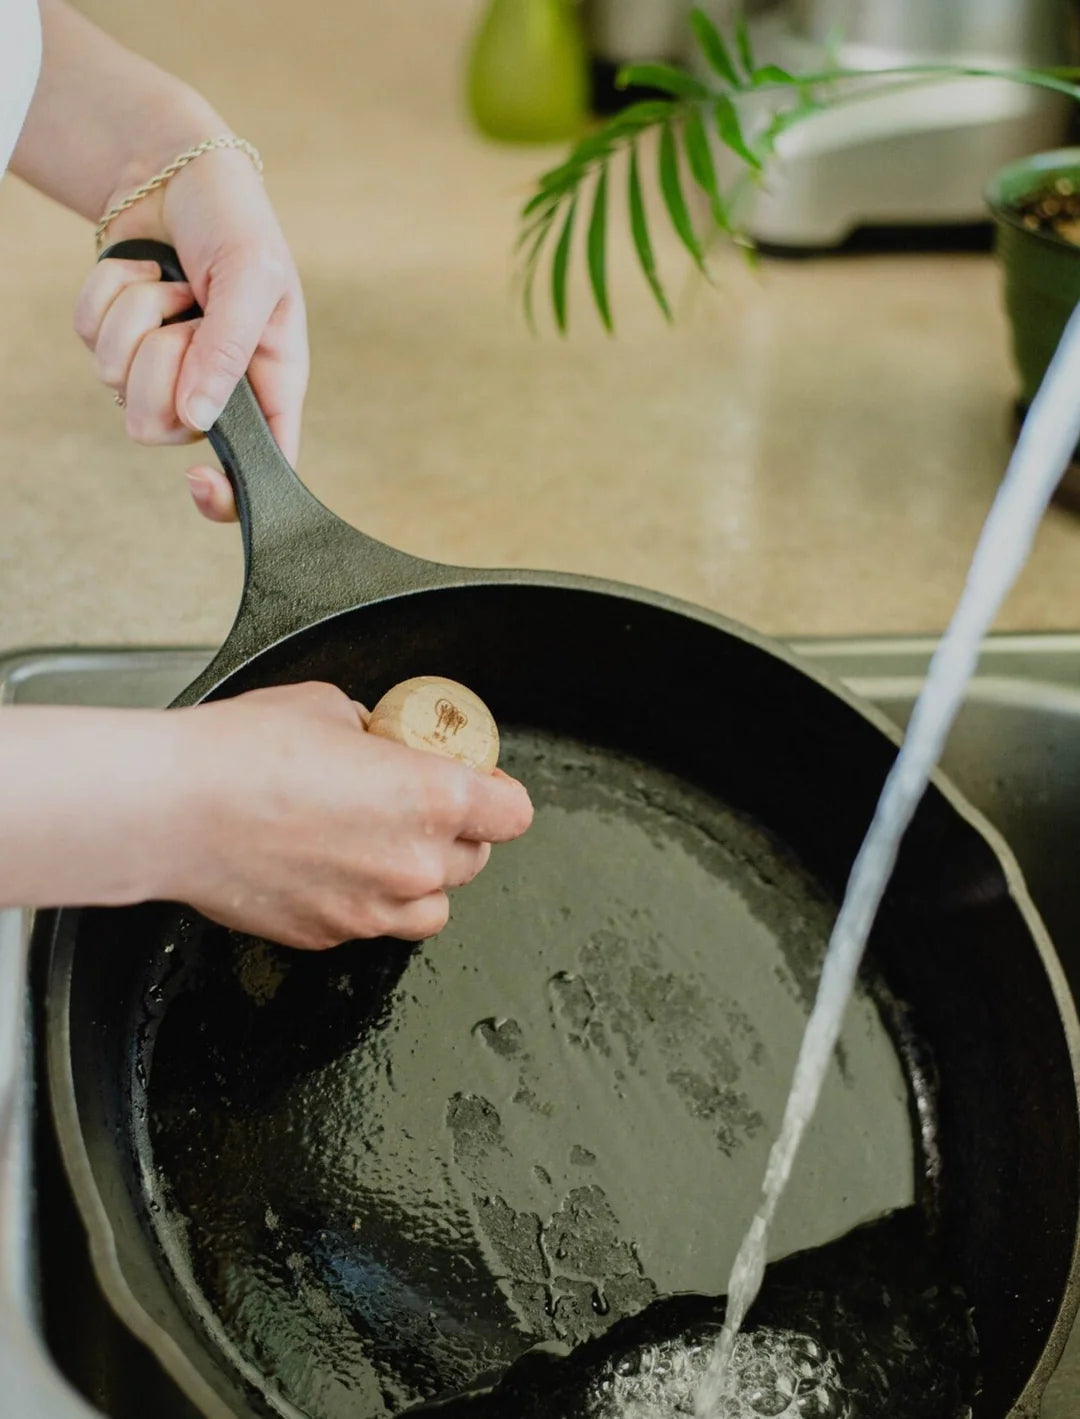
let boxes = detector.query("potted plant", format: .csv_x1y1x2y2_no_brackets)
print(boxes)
985,148,1080,502
508,9,1080,335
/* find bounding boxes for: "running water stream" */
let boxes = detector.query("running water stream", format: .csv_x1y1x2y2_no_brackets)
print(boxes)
691,303,1080,1417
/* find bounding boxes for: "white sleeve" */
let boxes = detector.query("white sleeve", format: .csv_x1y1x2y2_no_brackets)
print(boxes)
0,0,43,181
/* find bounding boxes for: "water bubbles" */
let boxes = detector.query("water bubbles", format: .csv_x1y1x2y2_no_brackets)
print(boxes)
794,1387,845,1419
741,1350,794,1416
585,1327,850,1419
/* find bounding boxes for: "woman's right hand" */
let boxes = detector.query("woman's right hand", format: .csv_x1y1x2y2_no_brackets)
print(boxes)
161,681,533,949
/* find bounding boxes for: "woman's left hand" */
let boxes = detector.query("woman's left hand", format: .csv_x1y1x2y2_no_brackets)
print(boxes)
72,144,308,523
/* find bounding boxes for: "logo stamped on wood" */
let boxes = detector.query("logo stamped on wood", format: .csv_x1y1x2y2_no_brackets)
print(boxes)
434,698,469,741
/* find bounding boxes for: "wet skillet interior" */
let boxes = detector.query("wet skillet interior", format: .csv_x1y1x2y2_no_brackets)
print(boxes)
128,587,970,1417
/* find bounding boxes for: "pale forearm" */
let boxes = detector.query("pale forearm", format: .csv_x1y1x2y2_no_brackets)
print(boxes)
0,686,535,949
10,0,226,222
0,706,193,908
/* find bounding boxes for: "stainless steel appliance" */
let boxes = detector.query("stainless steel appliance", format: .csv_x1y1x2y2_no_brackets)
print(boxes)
3,635,1080,1416
691,0,1077,247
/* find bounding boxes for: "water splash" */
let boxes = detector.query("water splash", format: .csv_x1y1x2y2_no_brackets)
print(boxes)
694,302,1080,1416
593,1327,847,1419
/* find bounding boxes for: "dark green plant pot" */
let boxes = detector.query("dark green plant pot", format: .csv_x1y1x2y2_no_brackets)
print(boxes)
987,148,1080,409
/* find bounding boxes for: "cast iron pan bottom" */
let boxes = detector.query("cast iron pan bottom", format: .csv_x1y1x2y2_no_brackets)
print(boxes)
135,727,923,1418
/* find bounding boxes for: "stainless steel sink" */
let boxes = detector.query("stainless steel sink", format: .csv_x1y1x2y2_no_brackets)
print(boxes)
2,636,1080,1417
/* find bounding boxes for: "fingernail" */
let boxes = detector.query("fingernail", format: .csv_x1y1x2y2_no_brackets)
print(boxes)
186,396,223,432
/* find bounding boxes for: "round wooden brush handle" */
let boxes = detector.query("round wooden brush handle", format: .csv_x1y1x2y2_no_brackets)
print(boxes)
367,676,500,774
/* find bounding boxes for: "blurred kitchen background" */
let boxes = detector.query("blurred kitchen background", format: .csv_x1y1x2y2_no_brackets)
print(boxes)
4,0,1080,651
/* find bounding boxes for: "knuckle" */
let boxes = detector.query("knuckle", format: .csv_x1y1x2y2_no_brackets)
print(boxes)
93,348,123,389
384,872,416,902
419,863,447,896
73,300,96,345
232,244,288,287
125,409,168,445
300,679,340,707
284,911,343,951
322,902,371,944
389,853,443,901
253,249,289,286
362,905,396,940
205,333,250,381
331,897,389,941
393,924,426,944
423,767,470,827
73,272,111,343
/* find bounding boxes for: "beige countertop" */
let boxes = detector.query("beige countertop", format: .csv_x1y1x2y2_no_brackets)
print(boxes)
3,0,1080,653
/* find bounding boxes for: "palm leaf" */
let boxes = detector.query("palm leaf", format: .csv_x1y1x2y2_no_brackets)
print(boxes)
617,62,712,100
734,14,756,79
522,209,558,332
606,99,681,133
659,121,705,272
526,102,678,218
628,144,672,321
524,167,579,218
551,192,579,334
517,192,564,246
689,7,740,88
752,63,797,86
683,108,729,231
587,164,613,331
714,95,762,170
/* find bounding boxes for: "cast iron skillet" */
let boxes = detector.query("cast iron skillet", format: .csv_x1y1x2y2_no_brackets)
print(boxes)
41,242,1080,1419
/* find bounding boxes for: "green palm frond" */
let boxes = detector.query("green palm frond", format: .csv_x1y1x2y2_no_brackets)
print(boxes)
516,5,1080,333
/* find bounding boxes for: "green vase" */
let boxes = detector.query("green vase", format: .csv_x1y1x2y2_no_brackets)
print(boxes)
986,148,1080,410
467,0,588,144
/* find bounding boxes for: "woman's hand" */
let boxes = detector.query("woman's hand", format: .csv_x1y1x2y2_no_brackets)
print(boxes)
73,146,307,523
10,4,306,519
162,682,534,949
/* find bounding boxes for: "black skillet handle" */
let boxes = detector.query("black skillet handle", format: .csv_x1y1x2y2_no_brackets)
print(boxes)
98,239,429,696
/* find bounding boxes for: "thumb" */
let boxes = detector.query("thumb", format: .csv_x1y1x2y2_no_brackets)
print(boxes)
176,253,282,433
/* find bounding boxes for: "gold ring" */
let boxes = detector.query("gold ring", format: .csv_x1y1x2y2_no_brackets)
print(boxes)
113,393,126,408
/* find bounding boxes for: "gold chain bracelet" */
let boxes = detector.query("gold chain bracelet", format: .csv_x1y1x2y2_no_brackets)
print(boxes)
95,136,263,250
